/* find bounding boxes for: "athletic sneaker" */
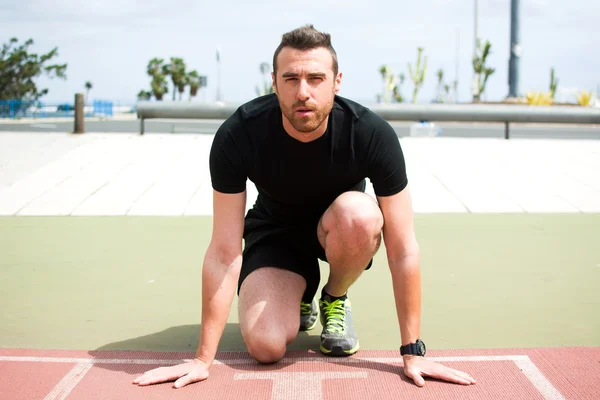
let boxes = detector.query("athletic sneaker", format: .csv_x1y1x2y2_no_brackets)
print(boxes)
319,292,359,356
299,299,318,331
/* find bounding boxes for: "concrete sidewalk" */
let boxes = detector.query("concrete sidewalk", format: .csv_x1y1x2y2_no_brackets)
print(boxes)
0,132,599,216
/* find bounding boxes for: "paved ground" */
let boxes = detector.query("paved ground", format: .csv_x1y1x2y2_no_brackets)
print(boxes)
0,132,599,216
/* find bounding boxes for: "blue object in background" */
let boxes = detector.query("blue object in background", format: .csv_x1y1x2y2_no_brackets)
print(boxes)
0,99,124,119
93,100,113,117
410,120,442,137
0,100,38,118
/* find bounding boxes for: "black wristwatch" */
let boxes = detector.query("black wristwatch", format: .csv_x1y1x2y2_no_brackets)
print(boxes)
400,339,426,357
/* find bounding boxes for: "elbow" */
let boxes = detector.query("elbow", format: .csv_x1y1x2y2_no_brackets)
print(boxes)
385,238,420,268
205,241,243,270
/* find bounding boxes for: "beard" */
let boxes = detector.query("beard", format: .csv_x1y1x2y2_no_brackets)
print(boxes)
279,93,335,133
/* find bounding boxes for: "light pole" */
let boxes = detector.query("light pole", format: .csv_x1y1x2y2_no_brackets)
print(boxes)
508,0,521,98
471,0,479,101
455,26,460,103
474,0,479,56
216,48,222,102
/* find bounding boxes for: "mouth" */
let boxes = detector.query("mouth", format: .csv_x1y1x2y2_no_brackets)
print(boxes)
295,107,314,116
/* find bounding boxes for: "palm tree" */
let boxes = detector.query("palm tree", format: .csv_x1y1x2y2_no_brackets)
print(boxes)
379,65,390,103
436,69,444,102
150,75,168,101
379,65,402,104
146,58,169,101
84,81,93,105
260,62,270,77
453,80,459,103
187,70,201,101
164,57,187,101
147,58,165,77
255,62,273,96
137,90,152,101
472,39,495,102
393,73,406,103
408,47,427,104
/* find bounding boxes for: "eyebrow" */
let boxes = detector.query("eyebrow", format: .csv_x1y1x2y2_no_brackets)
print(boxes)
281,72,327,78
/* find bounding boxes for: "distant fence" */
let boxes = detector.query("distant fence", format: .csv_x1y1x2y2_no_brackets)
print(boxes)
136,101,600,138
0,99,127,119
0,100,44,118
92,100,114,117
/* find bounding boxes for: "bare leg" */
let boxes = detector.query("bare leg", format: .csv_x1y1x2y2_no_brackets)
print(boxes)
238,267,306,364
317,191,383,297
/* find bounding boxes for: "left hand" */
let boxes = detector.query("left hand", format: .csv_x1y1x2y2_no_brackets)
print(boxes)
402,355,477,387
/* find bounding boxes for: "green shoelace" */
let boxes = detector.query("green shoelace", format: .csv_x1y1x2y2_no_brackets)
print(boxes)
300,301,313,315
320,299,346,334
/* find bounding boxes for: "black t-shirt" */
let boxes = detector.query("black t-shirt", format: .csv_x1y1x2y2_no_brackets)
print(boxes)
209,93,408,225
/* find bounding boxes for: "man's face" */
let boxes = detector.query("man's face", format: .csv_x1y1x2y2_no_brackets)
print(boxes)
272,46,342,134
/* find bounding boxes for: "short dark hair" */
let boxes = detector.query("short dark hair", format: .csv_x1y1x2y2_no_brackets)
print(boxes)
272,24,338,77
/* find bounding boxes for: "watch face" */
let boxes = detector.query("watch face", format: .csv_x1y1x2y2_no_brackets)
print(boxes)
418,340,426,356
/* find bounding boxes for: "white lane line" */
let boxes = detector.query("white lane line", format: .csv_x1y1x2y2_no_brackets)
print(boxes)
234,372,368,400
43,361,93,400
514,358,565,400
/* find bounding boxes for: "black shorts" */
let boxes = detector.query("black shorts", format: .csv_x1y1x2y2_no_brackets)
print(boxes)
239,209,373,304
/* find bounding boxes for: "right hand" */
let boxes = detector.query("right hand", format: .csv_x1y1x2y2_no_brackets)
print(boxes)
132,358,210,389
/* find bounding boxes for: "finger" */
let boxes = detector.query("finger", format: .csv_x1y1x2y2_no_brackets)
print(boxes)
133,370,183,386
435,370,474,386
416,365,457,385
174,373,197,389
437,366,476,385
448,368,477,383
405,368,425,387
133,374,157,384
451,371,476,385
449,370,476,384
134,377,170,387
132,368,163,384
174,370,209,389
132,374,150,384
412,373,426,387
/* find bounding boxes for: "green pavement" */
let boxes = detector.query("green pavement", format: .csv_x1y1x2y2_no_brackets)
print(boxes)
1,215,598,353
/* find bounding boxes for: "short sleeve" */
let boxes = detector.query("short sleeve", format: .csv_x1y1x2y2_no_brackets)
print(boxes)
209,114,248,194
364,113,408,197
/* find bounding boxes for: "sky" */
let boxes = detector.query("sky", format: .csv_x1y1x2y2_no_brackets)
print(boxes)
2,0,599,106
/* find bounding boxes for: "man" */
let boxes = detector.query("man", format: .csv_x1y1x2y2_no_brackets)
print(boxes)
133,24,476,389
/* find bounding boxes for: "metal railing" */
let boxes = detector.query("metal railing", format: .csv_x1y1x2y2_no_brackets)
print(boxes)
136,101,600,138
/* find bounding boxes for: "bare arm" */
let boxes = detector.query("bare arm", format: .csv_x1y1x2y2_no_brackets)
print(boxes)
377,185,421,346
196,189,247,365
132,189,247,388
378,185,476,387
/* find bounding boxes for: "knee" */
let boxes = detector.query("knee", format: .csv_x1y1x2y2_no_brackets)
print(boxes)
243,330,288,364
326,192,383,239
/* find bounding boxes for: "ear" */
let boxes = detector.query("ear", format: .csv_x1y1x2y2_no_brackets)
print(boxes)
271,72,277,94
333,72,342,94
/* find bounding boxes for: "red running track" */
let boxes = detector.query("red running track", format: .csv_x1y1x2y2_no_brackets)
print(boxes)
1,347,598,400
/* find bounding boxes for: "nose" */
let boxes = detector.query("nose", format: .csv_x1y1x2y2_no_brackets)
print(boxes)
297,79,310,101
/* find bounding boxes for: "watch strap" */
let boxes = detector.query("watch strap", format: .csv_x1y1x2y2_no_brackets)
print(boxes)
400,343,419,356
400,339,425,356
